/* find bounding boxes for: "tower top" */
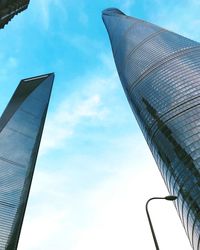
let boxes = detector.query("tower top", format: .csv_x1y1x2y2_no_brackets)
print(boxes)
102,8,125,16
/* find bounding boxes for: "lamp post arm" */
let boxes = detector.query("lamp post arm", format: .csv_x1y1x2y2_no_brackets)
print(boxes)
145,198,165,250
145,196,177,250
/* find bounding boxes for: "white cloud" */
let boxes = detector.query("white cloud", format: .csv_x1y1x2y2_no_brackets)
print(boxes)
39,51,125,155
79,11,89,26
0,56,18,79
149,0,200,41
121,0,135,13
65,34,103,55
41,93,108,153
19,134,191,250
31,0,66,29
40,73,116,154
70,168,177,250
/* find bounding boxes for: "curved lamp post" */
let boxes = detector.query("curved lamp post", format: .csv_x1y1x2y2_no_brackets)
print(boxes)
145,195,177,250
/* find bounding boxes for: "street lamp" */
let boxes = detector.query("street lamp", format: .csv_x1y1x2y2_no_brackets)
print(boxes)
145,195,177,250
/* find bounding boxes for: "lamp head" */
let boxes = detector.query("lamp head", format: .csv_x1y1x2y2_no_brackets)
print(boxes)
165,195,177,201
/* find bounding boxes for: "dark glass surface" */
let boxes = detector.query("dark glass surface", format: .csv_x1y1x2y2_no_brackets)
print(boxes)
0,0,30,29
103,8,200,250
0,73,54,250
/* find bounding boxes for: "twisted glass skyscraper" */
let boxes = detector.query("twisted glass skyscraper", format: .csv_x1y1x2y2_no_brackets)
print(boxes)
0,73,54,250
103,8,200,249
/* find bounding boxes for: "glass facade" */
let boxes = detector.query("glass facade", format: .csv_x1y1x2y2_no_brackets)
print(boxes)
103,8,200,249
0,73,54,250
0,0,30,29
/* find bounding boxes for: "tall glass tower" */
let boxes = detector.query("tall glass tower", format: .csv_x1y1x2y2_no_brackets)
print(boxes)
103,8,200,249
0,73,54,250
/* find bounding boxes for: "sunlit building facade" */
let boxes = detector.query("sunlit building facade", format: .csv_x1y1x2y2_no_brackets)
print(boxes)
0,0,30,29
0,73,54,250
103,8,200,249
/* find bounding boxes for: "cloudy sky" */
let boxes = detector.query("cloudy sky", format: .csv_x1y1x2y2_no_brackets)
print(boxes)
0,0,199,249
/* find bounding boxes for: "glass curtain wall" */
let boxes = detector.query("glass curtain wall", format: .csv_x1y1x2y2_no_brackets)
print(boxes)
0,73,54,250
103,8,200,250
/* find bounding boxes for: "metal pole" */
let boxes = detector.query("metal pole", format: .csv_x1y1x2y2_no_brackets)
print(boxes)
145,196,177,250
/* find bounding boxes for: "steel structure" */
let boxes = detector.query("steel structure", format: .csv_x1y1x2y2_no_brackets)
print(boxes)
103,8,200,249
0,0,30,29
0,73,54,250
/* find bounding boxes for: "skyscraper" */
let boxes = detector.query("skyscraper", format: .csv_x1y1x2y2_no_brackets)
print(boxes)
0,0,30,29
0,73,54,250
103,8,200,250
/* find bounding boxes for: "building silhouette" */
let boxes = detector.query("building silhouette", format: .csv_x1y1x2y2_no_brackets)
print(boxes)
0,73,54,250
0,0,30,29
103,8,200,250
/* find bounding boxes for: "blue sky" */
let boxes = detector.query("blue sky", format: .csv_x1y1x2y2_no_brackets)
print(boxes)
0,0,199,249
